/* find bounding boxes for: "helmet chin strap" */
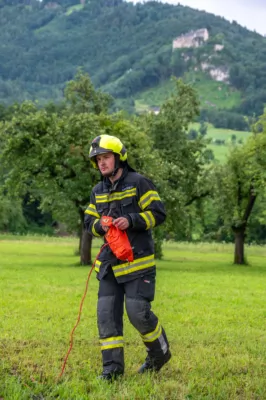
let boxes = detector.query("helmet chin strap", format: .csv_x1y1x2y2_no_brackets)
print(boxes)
110,154,121,177
102,169,118,178
111,167,119,177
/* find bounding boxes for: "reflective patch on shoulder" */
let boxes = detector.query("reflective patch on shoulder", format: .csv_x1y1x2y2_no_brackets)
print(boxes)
122,185,135,191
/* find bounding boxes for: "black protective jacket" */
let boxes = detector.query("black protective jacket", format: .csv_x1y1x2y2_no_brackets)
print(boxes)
84,167,166,283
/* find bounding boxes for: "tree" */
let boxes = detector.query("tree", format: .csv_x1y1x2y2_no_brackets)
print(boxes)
0,194,26,232
0,73,163,263
188,128,198,140
199,121,208,137
143,79,211,245
64,69,113,115
213,117,266,264
231,134,237,143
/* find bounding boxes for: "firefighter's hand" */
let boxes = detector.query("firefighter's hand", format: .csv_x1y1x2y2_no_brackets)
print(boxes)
112,217,130,230
100,218,109,232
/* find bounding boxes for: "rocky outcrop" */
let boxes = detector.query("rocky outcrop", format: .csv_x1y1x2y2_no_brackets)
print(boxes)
214,44,224,52
201,62,229,82
209,67,229,82
172,28,209,49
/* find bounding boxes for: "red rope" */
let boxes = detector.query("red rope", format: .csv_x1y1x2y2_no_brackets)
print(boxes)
57,243,109,381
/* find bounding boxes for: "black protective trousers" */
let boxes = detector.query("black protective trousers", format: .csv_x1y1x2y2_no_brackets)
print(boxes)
97,267,170,375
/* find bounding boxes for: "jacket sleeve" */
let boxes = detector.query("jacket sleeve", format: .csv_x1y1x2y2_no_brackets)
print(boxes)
127,177,166,231
84,191,105,237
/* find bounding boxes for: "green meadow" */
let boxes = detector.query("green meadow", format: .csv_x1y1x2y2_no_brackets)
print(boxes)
205,125,251,163
1,237,266,399
134,74,242,113
189,123,252,163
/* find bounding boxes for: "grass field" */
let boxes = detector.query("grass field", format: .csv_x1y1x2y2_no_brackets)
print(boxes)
1,237,266,399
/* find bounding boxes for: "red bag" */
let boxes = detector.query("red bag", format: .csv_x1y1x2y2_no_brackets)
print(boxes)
101,216,134,262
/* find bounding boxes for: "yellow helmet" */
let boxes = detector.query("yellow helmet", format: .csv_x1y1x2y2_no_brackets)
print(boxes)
89,135,127,169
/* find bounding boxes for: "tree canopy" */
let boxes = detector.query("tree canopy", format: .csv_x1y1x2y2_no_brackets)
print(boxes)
0,73,166,261
212,118,266,263
0,72,213,261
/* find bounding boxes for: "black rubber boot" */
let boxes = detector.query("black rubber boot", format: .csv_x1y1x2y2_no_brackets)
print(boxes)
138,350,171,373
97,370,123,382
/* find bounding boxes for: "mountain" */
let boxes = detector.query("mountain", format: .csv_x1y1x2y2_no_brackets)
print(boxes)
0,0,266,122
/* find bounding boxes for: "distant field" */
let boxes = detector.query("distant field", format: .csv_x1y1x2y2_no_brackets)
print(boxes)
134,73,242,113
205,125,251,142
206,124,250,162
65,4,84,16
190,122,252,162
1,236,266,399
133,75,248,163
186,72,242,110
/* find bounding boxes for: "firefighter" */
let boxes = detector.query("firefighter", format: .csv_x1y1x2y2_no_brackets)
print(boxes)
85,134,171,381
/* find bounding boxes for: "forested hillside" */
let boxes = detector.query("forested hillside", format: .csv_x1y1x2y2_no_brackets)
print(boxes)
1,0,266,122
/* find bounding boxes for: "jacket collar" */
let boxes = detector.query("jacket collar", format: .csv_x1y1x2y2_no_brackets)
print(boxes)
103,166,129,193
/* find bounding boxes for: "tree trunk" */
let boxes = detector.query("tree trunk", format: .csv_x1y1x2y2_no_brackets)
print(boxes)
80,228,93,265
233,226,246,265
78,209,92,265
232,190,256,265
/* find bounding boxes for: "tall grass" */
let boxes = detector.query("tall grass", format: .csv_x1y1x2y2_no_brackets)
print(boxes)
1,237,266,399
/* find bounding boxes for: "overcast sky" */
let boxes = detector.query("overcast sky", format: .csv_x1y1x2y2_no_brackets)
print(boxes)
127,0,266,35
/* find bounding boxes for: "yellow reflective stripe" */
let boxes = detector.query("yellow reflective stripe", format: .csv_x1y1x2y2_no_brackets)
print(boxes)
139,190,158,208
140,212,150,229
113,254,154,270
95,188,136,203
139,191,160,210
94,259,101,273
100,336,123,343
95,194,108,199
113,261,155,277
140,211,156,230
92,219,101,237
85,204,100,218
95,196,108,203
112,255,155,277
100,336,124,350
101,343,124,350
109,190,135,201
146,211,156,228
141,322,162,343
